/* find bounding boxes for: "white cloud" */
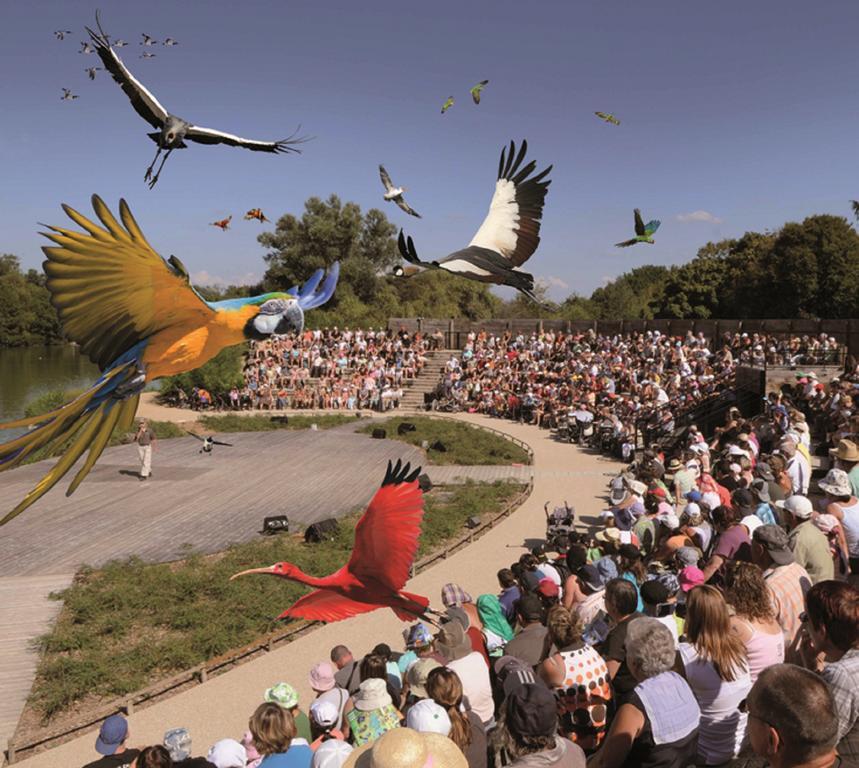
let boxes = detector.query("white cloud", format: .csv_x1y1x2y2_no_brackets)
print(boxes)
676,210,723,224
536,275,570,291
601,275,614,287
191,270,261,287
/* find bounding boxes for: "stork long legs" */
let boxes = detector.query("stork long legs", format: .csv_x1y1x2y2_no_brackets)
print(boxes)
144,145,162,184
146,148,173,189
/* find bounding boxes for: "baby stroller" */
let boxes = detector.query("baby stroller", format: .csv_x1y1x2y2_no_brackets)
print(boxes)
545,501,576,540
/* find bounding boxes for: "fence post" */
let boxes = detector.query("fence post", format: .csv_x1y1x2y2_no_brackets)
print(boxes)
7,741,15,764
126,698,135,716
199,668,208,683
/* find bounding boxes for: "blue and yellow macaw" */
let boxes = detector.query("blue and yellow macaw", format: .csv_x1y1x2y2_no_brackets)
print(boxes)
0,195,339,524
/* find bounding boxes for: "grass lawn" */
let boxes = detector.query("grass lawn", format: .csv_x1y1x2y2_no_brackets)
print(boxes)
360,416,531,466
30,481,525,722
200,413,359,432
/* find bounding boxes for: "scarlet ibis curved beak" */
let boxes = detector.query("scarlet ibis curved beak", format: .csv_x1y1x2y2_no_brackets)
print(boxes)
230,565,277,581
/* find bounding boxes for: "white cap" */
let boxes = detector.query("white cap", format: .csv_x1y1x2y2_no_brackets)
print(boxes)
657,512,681,530
728,445,747,456
683,502,701,518
405,699,452,735
702,491,721,510
776,495,814,520
741,515,764,535
207,739,247,768
311,740,354,768
310,699,340,728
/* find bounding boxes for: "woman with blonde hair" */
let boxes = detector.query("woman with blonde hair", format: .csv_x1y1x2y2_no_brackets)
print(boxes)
679,586,751,766
249,702,312,767
425,667,486,768
538,605,611,752
723,562,784,682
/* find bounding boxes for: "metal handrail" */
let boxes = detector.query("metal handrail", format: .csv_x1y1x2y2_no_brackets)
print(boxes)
5,423,534,764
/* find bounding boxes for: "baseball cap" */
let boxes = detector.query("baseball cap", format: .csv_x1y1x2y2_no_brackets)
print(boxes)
207,738,247,768
685,490,703,503
753,524,795,566
406,658,442,698
657,512,681,530
537,578,559,598
775,495,813,520
577,564,603,592
675,546,699,567
505,684,559,738
311,740,353,768
741,514,764,536
95,715,128,756
310,699,340,729
163,728,191,762
405,699,452,735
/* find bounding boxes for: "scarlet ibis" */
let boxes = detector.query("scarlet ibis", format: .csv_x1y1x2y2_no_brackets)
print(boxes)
232,460,436,623
396,140,552,302
211,215,232,231
244,208,270,223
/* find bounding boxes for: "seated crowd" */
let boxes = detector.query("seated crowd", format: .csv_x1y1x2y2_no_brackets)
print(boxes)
85,391,859,768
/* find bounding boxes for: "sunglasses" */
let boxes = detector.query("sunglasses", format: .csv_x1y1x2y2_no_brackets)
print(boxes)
738,698,773,728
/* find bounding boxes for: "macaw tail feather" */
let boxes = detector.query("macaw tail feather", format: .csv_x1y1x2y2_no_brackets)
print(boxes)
0,362,141,525
392,590,430,622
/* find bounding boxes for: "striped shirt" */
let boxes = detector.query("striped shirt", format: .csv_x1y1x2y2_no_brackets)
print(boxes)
764,562,812,657
822,648,859,760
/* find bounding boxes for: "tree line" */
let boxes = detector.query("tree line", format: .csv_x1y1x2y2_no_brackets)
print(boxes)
3,198,859,349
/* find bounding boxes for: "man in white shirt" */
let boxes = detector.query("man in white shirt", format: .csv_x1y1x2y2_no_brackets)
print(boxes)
780,437,810,495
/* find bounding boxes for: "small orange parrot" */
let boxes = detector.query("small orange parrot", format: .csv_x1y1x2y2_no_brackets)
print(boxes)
210,215,232,231
244,208,270,223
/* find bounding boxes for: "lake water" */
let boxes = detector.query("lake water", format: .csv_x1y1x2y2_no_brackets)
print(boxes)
0,345,100,438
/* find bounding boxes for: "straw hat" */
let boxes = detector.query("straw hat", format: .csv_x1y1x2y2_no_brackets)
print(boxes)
831,439,859,463
343,728,466,768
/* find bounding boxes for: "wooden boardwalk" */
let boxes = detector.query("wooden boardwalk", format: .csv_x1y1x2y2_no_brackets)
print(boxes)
0,425,531,757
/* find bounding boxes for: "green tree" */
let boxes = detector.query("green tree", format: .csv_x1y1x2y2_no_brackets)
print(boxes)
0,255,63,346
159,346,246,397
590,265,669,320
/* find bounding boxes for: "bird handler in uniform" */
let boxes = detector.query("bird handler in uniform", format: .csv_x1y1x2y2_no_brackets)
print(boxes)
135,419,156,481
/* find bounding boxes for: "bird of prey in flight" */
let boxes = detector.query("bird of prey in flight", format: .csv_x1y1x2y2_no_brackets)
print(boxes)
85,12,307,188
379,165,421,218
61,88,79,101
615,209,660,247
594,111,620,126
470,80,489,104
396,140,552,301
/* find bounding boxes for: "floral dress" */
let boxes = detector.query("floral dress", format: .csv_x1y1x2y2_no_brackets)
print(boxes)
346,705,401,746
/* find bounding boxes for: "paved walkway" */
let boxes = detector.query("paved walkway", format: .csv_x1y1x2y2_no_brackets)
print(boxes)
10,414,621,767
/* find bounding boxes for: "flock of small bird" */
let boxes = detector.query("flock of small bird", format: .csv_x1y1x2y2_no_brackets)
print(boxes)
57,22,179,101
51,11,662,306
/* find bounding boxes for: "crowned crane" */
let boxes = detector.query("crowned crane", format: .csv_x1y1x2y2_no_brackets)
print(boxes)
85,66,103,80
615,208,660,247
61,88,79,101
54,30,73,41
395,140,552,302
85,13,308,188
379,165,421,218
0,196,339,523
232,460,440,624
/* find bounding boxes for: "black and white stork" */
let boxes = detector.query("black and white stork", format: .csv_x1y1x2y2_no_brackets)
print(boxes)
395,140,552,302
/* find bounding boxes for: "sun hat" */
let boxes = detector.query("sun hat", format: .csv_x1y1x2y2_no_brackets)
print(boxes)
435,620,472,662
343,728,466,768
679,566,705,592
596,526,621,543
95,715,128,756
667,458,683,473
629,480,648,496
775,495,813,520
207,738,247,768
741,515,764,536
831,439,859,462
406,658,442,698
505,684,559,739
265,682,299,709
819,468,853,497
577,564,604,593
655,571,681,596
313,739,354,768
442,606,470,630
813,514,840,534
354,678,392,712
405,699,452,735
310,662,337,692
675,547,700,567
755,463,775,482
753,524,795,566
163,728,191,762
441,583,472,607
405,622,434,649
595,556,619,582
310,699,340,728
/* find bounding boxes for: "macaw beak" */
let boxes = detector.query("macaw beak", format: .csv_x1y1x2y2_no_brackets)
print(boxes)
230,565,277,581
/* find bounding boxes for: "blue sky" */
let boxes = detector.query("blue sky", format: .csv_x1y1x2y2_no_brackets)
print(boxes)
1,0,857,301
